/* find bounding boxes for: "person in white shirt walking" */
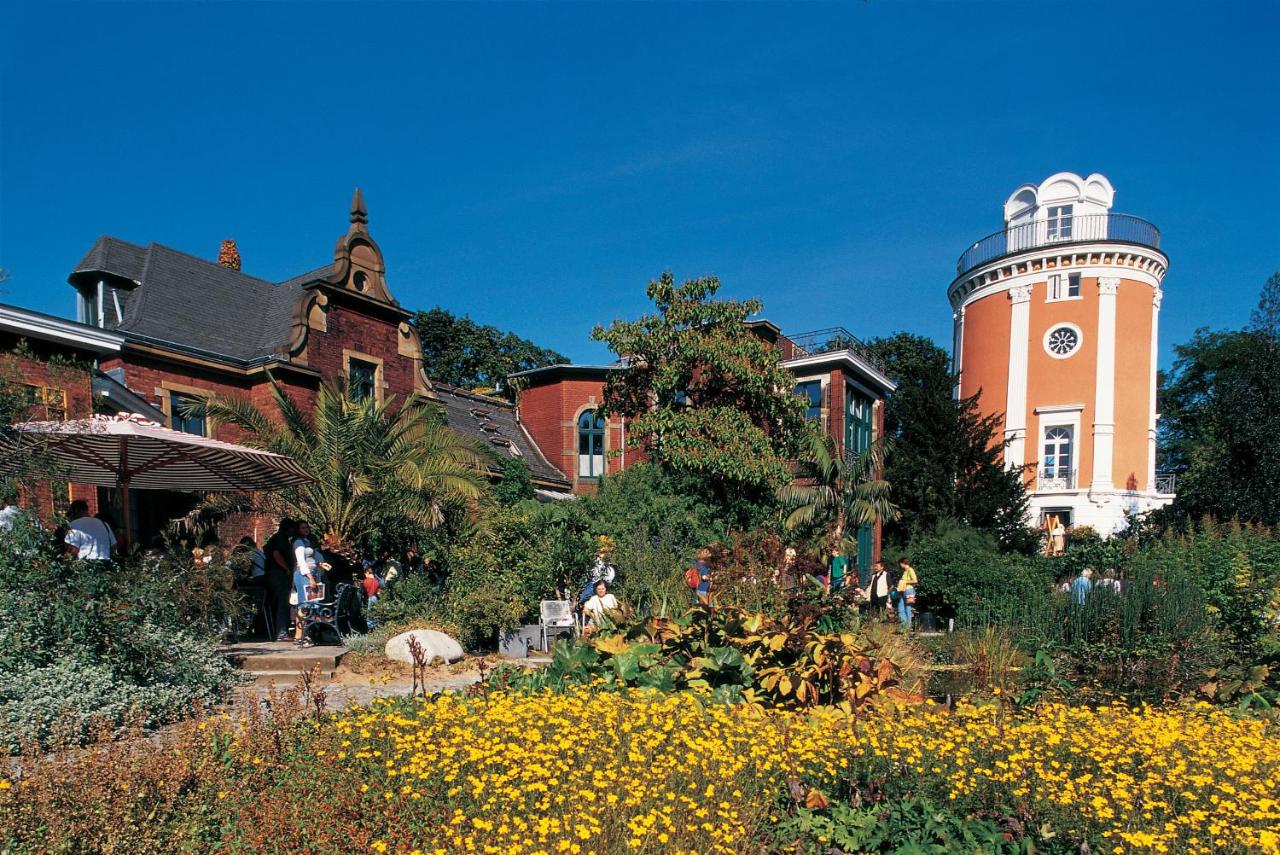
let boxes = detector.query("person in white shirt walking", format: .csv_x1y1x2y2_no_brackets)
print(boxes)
64,500,117,560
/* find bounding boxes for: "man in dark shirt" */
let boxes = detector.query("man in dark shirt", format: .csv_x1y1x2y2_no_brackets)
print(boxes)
262,518,296,641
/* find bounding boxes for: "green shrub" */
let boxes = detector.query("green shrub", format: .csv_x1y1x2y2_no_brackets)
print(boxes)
369,573,450,628
489,602,920,711
775,798,1059,855
906,521,1052,626
0,513,246,751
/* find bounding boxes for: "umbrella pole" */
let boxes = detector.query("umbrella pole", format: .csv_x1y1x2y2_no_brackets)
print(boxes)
119,478,132,554
119,437,131,554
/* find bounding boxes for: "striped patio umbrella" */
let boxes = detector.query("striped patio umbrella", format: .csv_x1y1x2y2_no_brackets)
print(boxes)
6,413,311,547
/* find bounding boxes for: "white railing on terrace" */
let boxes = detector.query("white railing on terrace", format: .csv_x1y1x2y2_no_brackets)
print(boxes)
1037,471,1077,492
957,213,1161,277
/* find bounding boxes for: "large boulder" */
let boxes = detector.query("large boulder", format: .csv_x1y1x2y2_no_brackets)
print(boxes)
384,629,465,665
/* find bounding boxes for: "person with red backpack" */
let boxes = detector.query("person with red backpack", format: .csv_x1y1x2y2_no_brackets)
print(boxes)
685,547,712,604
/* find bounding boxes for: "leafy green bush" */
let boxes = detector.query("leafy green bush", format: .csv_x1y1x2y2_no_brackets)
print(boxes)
489,603,920,711
368,574,451,629
1133,520,1280,705
906,521,1053,626
0,514,245,751
775,798,1059,854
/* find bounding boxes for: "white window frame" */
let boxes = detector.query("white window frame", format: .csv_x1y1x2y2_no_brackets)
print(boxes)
1046,272,1083,303
1034,404,1083,492
1043,322,1084,359
1046,204,1074,241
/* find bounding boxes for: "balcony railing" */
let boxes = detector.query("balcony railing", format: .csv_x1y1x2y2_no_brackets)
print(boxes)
1155,473,1177,495
1037,471,1077,492
786,326,890,377
956,213,1161,278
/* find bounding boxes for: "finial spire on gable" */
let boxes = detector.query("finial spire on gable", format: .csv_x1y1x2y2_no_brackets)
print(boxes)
350,187,367,227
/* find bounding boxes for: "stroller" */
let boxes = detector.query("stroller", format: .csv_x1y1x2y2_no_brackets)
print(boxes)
299,571,369,645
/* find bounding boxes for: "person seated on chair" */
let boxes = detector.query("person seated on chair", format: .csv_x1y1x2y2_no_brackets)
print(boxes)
583,580,620,629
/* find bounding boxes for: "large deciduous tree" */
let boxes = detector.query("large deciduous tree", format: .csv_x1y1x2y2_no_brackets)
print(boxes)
1158,273,1280,525
867,332,1033,551
413,307,566,394
591,272,808,503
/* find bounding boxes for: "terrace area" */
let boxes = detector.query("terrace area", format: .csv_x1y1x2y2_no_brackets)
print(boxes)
784,326,891,377
956,212,1162,278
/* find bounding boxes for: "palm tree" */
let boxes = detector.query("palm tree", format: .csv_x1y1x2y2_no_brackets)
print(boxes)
197,380,493,558
779,426,898,555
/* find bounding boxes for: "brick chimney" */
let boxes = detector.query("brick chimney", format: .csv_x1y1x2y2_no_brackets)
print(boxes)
218,239,241,271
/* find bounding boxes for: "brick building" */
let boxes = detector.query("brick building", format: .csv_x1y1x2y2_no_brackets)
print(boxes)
6,188,892,559
510,320,896,570
0,304,131,522
46,190,569,541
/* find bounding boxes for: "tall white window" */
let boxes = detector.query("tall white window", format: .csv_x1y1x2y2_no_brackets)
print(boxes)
1042,425,1074,487
577,410,605,479
1046,205,1074,240
77,288,101,327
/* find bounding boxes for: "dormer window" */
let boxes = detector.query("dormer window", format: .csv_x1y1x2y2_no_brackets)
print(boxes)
1046,205,1074,240
77,289,99,327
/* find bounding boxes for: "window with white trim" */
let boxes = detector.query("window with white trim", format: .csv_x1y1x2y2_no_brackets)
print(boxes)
577,410,605,479
1046,205,1074,240
1048,272,1081,301
1042,425,1073,483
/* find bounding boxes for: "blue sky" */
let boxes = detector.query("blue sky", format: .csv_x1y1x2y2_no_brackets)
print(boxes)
1,1,1276,368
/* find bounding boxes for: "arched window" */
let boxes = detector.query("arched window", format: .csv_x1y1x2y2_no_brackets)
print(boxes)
577,410,605,479
1042,426,1073,482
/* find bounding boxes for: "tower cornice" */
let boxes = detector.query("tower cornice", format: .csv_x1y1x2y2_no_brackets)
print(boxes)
948,242,1169,310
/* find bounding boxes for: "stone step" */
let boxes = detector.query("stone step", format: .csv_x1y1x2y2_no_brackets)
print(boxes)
220,641,348,675
246,668,336,680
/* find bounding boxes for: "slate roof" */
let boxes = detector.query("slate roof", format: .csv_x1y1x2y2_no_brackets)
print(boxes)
432,382,569,487
68,236,331,365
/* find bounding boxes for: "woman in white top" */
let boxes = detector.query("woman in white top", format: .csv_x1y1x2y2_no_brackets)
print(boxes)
291,521,317,644
583,580,620,625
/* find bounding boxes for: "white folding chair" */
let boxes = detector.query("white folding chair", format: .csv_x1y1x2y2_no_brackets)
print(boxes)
538,599,574,652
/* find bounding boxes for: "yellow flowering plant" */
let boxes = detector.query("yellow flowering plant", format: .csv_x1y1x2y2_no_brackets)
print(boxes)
2,687,1279,853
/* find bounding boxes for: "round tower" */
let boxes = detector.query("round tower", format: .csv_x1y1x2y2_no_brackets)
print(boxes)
949,172,1173,536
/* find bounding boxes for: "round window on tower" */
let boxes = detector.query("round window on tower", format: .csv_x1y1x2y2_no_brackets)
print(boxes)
353,271,368,292
1043,323,1083,359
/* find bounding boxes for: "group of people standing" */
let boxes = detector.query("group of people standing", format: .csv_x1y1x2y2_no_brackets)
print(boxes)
241,519,428,645
1056,566,1122,605
684,544,923,629
861,558,919,628
249,518,330,646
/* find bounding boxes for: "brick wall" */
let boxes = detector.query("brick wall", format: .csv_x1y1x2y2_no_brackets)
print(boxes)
99,352,322,444
517,375,631,494
0,344,99,521
307,301,418,404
